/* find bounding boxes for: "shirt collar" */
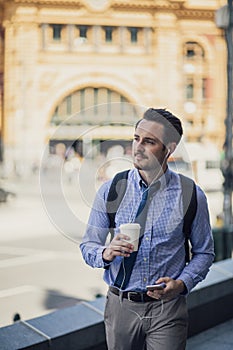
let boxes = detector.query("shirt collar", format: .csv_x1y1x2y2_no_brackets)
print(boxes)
134,167,171,191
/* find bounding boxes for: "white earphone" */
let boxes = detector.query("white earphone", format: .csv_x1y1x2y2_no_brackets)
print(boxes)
166,149,171,158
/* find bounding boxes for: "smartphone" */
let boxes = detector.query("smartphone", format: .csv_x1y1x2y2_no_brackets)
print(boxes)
146,282,166,291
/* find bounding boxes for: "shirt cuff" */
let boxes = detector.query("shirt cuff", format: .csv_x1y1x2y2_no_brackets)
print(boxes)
103,259,111,270
177,273,194,295
100,247,112,269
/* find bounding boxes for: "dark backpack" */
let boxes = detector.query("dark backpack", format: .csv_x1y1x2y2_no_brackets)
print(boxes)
106,170,197,263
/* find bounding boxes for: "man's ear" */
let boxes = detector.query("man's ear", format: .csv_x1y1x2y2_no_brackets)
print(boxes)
166,142,176,155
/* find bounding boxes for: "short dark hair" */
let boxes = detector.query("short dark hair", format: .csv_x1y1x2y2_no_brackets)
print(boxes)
135,108,183,145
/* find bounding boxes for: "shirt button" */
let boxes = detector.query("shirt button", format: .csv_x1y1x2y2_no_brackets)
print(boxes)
144,258,147,262
145,237,149,241
143,277,147,282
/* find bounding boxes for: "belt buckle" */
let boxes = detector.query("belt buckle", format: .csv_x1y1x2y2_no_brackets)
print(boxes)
127,292,138,302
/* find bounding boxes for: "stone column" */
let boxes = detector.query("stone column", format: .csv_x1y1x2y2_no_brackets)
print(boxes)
3,19,41,177
93,25,101,52
152,12,181,110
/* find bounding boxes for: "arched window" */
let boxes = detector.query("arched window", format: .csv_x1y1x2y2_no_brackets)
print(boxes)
184,41,205,59
51,87,139,125
183,41,211,139
183,41,207,104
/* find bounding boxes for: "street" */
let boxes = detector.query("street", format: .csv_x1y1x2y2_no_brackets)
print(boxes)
0,173,107,328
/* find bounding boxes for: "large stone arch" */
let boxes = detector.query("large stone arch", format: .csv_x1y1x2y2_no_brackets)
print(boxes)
41,71,148,160
43,71,147,128
50,87,139,126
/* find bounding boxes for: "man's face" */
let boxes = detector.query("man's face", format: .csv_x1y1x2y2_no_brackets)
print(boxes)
132,119,167,171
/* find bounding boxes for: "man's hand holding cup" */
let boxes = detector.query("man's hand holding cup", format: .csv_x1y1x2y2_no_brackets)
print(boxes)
102,223,140,262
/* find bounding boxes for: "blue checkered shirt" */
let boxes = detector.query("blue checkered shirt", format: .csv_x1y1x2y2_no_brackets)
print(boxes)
80,168,215,293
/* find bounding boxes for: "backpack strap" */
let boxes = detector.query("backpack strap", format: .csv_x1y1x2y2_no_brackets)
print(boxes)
179,174,197,263
106,170,130,239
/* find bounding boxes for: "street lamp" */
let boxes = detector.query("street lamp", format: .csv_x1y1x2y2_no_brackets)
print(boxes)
216,1,233,229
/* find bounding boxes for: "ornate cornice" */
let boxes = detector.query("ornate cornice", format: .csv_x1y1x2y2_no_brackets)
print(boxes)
111,1,215,20
176,9,214,20
3,0,216,20
13,0,82,5
111,0,181,11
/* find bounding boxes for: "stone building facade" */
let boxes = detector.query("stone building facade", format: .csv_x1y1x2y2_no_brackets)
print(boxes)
0,0,227,176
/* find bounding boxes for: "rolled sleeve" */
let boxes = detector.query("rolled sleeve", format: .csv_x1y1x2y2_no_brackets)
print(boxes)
178,186,215,294
79,181,112,268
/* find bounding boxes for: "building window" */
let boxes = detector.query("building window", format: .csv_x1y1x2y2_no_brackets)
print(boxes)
128,27,138,43
94,88,98,114
202,78,211,99
80,89,85,112
78,25,88,40
104,26,113,43
51,24,63,41
186,48,195,58
186,79,194,100
184,41,205,59
67,95,72,115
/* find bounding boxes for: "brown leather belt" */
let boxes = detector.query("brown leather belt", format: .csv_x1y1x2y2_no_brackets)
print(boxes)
109,286,158,303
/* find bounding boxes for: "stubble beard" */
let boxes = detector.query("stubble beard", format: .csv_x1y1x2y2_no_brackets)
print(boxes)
133,153,165,178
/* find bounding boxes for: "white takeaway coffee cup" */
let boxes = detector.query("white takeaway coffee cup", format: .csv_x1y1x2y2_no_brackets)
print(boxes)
120,223,141,251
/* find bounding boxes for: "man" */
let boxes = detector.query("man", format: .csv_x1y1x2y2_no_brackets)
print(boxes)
80,108,214,350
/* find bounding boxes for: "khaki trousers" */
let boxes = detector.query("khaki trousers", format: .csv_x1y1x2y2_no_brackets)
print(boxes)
104,289,188,350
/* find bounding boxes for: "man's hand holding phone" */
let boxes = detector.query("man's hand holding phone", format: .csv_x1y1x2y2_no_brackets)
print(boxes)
146,277,186,301
146,282,166,291
146,282,166,300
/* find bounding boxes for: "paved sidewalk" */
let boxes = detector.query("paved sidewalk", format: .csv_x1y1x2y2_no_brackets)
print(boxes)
187,318,233,350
